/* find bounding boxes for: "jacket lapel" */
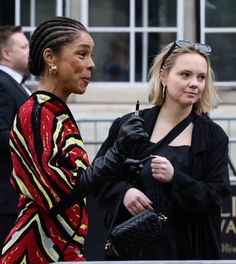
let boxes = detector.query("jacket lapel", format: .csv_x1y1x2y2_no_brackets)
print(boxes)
0,69,29,98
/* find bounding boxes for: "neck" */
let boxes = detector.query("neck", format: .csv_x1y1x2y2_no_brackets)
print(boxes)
38,80,68,103
160,103,192,125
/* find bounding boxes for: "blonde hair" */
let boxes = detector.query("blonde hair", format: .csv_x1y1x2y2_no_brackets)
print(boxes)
148,42,219,113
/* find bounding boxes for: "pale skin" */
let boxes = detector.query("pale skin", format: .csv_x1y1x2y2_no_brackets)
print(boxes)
123,52,208,216
0,32,29,75
39,31,95,102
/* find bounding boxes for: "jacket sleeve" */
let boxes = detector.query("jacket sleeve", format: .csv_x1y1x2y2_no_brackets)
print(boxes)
170,123,231,216
94,117,134,215
10,102,92,214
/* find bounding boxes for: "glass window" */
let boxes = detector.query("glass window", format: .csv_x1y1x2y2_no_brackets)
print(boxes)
91,33,129,82
1,0,63,85
148,0,177,27
20,0,57,26
135,32,176,81
206,34,236,82
0,0,15,24
202,0,236,82
89,0,129,27
135,0,177,27
205,0,236,27
35,0,57,25
88,0,179,83
20,0,30,26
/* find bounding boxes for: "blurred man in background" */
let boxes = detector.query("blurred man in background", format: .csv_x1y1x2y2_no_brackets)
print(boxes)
0,25,30,250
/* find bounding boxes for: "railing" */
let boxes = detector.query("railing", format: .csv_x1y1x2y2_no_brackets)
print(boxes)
76,116,236,176
56,261,236,264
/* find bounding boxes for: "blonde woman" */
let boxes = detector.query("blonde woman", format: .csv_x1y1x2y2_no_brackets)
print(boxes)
96,40,231,260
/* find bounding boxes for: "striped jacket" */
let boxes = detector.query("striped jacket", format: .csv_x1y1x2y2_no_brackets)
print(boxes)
1,91,89,263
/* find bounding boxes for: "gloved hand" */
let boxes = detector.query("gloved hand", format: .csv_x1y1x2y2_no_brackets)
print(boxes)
121,158,144,181
50,145,128,215
50,154,144,215
50,117,148,214
115,116,149,156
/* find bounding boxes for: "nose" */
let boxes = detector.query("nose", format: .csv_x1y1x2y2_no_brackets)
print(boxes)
189,77,198,88
88,57,95,71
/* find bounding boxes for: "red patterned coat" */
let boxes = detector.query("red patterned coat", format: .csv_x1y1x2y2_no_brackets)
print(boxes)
1,91,89,263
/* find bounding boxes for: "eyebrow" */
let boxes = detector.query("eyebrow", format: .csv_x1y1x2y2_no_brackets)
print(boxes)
78,44,92,49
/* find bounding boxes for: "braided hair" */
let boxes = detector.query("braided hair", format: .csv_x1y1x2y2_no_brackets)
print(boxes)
28,16,88,76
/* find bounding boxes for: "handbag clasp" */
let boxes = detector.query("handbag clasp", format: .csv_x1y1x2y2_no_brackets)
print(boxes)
105,240,112,250
158,213,168,222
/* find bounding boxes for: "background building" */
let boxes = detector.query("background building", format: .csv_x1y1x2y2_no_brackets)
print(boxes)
1,0,236,260
1,0,236,105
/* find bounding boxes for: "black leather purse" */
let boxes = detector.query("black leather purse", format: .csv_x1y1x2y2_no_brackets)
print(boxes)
105,210,167,258
104,113,193,259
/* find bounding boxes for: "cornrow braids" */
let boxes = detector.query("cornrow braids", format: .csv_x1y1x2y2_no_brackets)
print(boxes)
28,16,88,76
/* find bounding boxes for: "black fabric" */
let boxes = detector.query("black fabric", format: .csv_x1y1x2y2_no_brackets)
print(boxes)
105,210,164,259
0,69,29,249
0,214,17,252
94,105,231,260
0,69,29,213
103,113,192,260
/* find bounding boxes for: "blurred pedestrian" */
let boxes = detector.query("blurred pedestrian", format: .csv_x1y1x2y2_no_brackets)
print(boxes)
0,25,30,251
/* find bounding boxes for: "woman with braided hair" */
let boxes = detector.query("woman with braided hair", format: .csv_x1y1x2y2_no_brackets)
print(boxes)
0,16,148,263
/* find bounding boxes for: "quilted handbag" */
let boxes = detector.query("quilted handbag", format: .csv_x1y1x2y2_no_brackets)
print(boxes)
104,210,167,258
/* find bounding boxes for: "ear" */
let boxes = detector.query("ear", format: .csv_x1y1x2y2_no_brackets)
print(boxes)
1,48,11,62
42,48,55,66
160,68,167,87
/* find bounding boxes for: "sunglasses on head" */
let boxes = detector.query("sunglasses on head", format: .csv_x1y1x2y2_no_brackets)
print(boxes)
161,40,212,68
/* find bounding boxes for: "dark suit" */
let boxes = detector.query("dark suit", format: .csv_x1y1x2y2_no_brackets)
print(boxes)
0,69,29,250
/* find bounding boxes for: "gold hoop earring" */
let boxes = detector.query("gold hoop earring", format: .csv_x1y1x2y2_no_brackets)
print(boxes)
49,65,57,75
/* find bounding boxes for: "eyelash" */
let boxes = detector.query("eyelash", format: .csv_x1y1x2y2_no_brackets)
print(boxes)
181,72,190,78
78,52,86,58
180,72,205,80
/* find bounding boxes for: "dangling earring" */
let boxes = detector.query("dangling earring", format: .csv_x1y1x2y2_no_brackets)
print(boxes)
162,85,166,99
49,65,57,75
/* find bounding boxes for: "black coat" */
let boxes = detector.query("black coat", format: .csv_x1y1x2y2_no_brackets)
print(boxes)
95,106,231,260
0,69,29,214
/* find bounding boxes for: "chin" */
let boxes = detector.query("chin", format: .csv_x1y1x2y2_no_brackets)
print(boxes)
76,88,86,95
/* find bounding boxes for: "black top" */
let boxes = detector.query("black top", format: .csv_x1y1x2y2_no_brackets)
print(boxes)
136,145,192,260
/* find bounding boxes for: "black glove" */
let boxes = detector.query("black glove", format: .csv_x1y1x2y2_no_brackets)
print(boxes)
115,116,149,156
49,144,125,215
120,158,143,181
50,117,148,215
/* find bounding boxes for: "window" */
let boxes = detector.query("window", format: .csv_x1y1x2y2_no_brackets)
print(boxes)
0,0,185,87
86,0,183,85
201,0,236,86
0,0,64,84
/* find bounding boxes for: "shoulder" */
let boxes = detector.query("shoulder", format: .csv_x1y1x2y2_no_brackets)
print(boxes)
0,70,17,86
193,112,228,143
